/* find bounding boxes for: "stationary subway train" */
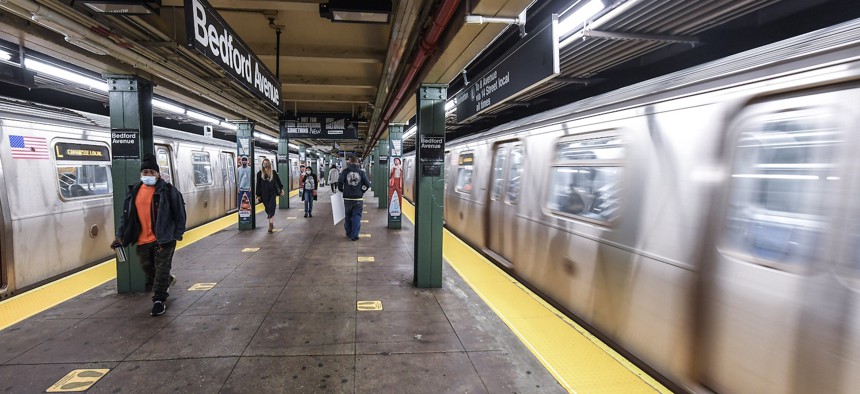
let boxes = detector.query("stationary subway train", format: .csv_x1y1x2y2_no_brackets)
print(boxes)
404,19,860,393
0,97,302,299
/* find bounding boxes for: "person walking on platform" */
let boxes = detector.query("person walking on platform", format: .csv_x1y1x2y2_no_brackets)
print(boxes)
111,153,186,316
328,164,340,193
338,156,371,241
302,166,319,218
256,158,284,233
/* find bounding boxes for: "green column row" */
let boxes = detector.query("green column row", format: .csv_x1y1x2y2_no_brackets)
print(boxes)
414,84,446,288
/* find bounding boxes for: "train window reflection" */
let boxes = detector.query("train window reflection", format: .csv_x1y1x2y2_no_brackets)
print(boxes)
456,152,474,194
722,111,839,268
57,164,112,199
156,147,172,184
491,148,507,200
191,151,213,185
506,146,524,204
547,135,623,223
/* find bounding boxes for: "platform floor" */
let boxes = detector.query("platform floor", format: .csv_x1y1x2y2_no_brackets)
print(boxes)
0,189,565,393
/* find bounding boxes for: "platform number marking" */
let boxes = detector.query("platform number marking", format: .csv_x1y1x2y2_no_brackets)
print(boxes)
357,300,383,311
47,369,110,392
357,256,375,262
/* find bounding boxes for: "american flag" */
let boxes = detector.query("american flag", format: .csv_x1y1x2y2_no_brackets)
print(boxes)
9,135,49,159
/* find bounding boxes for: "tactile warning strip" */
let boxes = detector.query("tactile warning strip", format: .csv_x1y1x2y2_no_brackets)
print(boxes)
402,202,670,394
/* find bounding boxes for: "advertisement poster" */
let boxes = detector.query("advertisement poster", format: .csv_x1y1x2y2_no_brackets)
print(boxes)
388,156,403,220
239,190,252,218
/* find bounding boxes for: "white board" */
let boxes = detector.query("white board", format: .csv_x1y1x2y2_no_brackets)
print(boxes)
331,192,345,225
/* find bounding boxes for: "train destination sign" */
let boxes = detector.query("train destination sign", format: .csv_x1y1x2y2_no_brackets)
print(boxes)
55,142,110,161
185,0,281,111
456,18,560,123
280,114,359,139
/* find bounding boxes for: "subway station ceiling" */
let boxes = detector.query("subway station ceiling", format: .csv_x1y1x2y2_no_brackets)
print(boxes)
0,0,857,155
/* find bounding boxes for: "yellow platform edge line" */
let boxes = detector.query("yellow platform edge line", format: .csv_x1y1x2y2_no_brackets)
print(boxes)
0,191,299,331
402,202,670,394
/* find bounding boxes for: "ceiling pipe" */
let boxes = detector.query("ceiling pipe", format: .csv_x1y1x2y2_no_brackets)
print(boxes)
0,0,280,132
363,0,462,157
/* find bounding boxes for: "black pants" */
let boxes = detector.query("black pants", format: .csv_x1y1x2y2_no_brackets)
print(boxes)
137,241,176,302
331,183,337,193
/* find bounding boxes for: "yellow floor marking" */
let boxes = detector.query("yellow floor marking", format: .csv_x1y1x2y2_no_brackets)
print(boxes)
401,202,670,394
188,283,217,291
0,190,301,331
357,257,375,262
358,233,371,238
357,300,383,311
360,220,369,223
286,216,298,220
241,248,260,253
46,369,110,392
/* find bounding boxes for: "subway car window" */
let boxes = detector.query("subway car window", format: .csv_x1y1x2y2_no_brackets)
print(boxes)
491,148,507,200
191,151,213,185
547,136,623,222
54,141,112,200
506,146,524,204
722,110,840,268
456,152,474,194
156,147,172,184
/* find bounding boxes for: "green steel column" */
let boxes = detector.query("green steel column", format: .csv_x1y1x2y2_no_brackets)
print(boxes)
278,127,290,209
106,75,154,294
388,124,403,229
377,143,388,209
414,84,446,288
236,121,256,230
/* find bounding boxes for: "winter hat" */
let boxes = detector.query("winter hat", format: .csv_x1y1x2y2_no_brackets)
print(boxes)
140,153,159,173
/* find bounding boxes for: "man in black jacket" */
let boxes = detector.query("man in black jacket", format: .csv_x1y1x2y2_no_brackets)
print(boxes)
112,153,186,316
338,156,371,240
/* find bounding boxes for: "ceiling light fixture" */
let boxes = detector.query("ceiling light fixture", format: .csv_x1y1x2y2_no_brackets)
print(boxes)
319,0,391,24
186,110,220,124
558,0,605,48
152,99,186,114
219,121,237,131
79,0,161,15
23,58,108,91
402,125,417,140
0,50,11,62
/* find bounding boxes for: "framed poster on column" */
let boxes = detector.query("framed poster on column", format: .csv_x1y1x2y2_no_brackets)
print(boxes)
388,137,403,224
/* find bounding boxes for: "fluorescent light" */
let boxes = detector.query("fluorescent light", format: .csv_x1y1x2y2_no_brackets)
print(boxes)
219,121,237,131
64,36,110,56
152,99,185,115
444,99,456,112
254,132,277,143
186,110,220,124
558,0,604,47
0,50,11,61
731,174,819,180
288,143,300,149
402,125,417,140
24,58,108,91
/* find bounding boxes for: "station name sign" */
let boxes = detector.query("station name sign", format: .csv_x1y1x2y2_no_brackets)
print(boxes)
456,18,560,123
185,0,281,111
279,114,359,140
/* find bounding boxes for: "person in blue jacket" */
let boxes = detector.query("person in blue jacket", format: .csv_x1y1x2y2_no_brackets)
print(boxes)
338,155,371,240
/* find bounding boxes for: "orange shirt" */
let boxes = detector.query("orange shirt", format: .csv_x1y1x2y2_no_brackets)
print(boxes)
135,185,157,245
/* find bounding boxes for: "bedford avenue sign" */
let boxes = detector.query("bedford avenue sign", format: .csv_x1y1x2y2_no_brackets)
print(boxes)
185,0,281,110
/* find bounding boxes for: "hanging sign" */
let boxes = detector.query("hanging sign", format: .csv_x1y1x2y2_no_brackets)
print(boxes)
185,0,281,111
456,18,560,123
279,114,359,139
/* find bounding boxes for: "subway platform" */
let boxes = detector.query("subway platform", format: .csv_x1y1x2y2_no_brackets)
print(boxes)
0,188,670,393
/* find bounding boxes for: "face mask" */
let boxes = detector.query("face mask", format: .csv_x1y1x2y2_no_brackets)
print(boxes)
141,176,157,186
263,163,270,168
306,170,311,175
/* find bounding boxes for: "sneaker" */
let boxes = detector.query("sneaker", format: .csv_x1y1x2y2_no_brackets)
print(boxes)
167,275,176,292
304,212,308,218
308,212,313,218
151,301,166,316
350,237,358,241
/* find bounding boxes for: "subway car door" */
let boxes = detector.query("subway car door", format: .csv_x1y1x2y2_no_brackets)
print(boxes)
487,142,524,263
701,95,853,394
221,152,236,212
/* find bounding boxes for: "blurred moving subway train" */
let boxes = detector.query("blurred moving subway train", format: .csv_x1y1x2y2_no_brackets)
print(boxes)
0,97,302,300
404,19,860,393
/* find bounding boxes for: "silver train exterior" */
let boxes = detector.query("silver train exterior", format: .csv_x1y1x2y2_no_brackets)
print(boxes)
404,19,860,393
0,98,294,299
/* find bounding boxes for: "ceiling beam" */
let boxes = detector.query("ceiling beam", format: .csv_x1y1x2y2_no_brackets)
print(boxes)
257,47,385,63
161,0,317,12
279,76,377,89
282,94,375,104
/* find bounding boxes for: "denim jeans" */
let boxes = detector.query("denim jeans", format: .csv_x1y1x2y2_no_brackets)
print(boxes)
303,189,314,213
137,241,176,302
344,199,363,239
